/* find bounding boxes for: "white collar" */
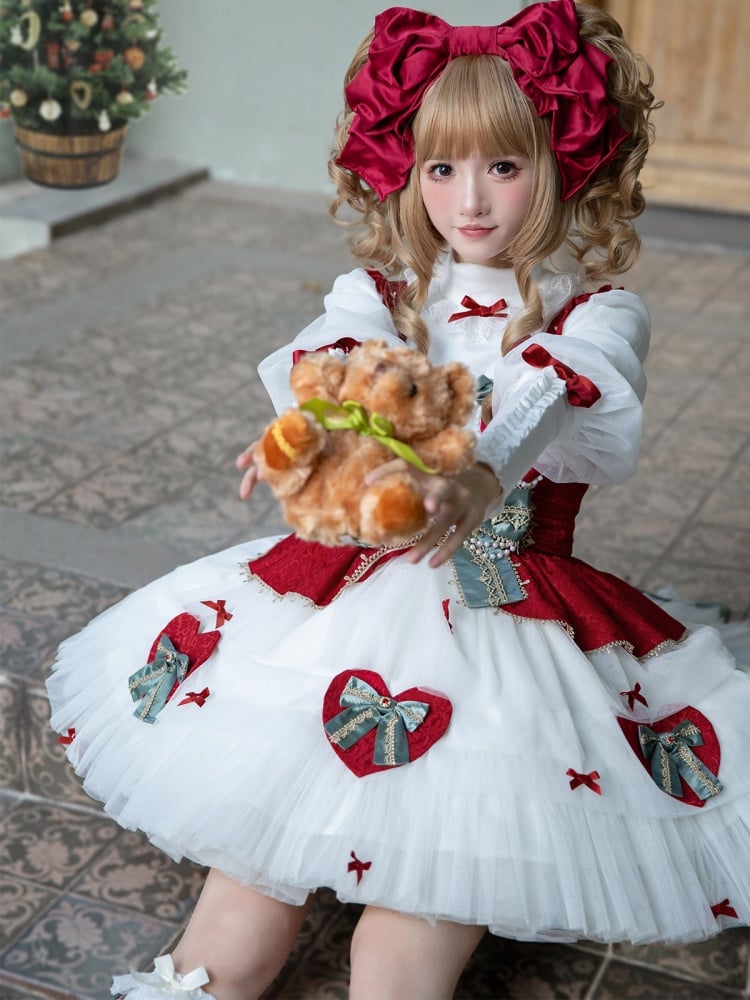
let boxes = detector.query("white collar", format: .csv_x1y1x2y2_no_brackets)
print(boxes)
434,256,518,307
432,253,586,323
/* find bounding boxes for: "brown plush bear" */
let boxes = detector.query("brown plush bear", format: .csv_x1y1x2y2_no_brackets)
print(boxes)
254,339,477,546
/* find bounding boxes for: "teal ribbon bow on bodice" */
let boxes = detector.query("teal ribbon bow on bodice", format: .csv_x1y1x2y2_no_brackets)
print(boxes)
450,482,535,607
128,634,190,724
300,398,437,473
638,719,723,801
325,675,430,766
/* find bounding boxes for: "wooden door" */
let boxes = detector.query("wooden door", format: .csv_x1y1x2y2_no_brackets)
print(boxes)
606,0,750,214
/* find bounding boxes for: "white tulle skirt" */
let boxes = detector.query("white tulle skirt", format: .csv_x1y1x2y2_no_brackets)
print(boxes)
47,535,750,944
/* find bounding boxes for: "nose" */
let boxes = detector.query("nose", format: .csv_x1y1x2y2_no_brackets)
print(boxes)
458,169,489,218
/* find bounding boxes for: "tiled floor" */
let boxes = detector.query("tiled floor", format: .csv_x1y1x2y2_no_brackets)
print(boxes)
1,180,749,998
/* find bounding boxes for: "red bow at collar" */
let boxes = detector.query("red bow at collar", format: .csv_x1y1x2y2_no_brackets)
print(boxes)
448,295,508,323
521,343,601,408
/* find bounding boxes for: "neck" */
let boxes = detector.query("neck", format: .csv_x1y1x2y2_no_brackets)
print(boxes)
439,256,521,308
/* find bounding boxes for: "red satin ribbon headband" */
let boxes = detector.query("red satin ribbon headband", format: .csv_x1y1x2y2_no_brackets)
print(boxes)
337,0,629,202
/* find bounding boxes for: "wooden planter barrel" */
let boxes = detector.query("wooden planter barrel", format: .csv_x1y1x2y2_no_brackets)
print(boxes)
14,124,127,189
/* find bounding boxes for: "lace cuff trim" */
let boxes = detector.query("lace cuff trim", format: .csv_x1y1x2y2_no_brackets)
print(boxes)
475,368,568,487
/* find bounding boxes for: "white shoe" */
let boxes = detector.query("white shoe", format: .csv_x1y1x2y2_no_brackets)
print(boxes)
111,954,215,999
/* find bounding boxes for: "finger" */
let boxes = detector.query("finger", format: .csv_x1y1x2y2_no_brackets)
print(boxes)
239,464,260,500
407,513,456,563
428,522,468,567
235,440,260,470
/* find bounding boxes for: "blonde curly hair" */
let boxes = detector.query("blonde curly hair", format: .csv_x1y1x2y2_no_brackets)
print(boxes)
328,3,658,356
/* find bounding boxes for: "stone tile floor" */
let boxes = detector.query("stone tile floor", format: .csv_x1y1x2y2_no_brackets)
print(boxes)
0,179,749,998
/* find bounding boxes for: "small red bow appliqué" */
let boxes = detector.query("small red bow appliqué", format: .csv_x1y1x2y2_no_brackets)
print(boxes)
201,600,233,628
620,683,648,711
348,851,372,885
449,296,508,323
567,768,602,794
178,688,211,708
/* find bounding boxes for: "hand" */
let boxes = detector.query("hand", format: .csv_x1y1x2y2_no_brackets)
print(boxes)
365,460,503,568
236,440,261,500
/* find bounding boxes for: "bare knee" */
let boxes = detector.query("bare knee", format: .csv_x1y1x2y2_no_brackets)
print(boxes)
349,906,485,1000
173,870,312,1000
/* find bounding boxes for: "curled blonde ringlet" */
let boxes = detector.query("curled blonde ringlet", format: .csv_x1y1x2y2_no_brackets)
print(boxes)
568,3,660,278
329,3,658,356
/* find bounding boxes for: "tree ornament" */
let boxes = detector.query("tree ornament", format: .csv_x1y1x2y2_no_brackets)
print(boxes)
10,87,29,108
40,98,63,121
70,80,92,109
45,42,61,70
12,11,42,50
129,0,145,9
80,8,99,28
59,1,73,22
123,46,145,70
101,13,115,31
116,89,134,105
0,103,10,120
94,49,115,68
97,109,111,131
146,78,157,100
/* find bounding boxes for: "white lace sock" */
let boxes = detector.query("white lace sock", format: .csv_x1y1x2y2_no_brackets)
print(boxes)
111,954,216,999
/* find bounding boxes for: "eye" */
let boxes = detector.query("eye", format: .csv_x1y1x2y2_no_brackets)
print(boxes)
425,162,454,180
490,160,520,179
408,382,418,398
373,361,389,376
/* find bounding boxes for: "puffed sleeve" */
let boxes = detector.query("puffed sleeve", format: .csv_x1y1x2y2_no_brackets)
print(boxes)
474,288,650,488
257,269,407,413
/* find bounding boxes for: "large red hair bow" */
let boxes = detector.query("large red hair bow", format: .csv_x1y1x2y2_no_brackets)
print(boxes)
338,0,629,202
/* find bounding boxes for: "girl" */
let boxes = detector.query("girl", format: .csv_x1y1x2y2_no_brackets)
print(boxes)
47,3,750,999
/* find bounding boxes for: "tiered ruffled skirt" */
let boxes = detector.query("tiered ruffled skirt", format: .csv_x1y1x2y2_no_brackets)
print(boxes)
47,535,750,944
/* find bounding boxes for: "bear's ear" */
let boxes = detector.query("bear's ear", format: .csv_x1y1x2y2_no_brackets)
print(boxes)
290,352,346,404
442,363,477,424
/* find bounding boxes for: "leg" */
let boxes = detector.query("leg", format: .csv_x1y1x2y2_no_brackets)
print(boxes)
172,869,313,1000
349,905,485,1000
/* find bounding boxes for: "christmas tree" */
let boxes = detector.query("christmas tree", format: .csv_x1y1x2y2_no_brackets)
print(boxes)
0,0,186,135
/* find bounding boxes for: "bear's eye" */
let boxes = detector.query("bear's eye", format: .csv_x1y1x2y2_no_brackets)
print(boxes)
373,361,389,377
408,382,418,398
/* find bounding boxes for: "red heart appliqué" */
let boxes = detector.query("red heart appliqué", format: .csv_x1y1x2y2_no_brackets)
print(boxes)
618,705,721,808
147,613,221,705
322,670,452,778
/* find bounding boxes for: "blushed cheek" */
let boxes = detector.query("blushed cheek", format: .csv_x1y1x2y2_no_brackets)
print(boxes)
420,181,449,228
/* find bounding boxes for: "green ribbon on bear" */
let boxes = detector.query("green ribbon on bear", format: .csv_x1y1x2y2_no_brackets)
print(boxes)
300,398,437,474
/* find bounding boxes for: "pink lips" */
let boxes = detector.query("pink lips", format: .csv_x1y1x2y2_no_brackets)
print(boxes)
457,226,495,239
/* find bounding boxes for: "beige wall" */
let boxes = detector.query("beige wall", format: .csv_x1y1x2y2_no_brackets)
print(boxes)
126,1,520,194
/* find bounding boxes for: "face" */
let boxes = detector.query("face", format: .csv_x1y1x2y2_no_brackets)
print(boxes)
419,153,534,267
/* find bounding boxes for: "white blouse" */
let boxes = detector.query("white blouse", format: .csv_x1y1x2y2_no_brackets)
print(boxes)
257,255,649,491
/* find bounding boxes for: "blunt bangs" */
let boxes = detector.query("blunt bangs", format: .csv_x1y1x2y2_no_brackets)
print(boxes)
412,55,542,164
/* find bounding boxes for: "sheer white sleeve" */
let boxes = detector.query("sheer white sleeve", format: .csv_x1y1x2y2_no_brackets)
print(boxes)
258,269,406,414
475,289,650,488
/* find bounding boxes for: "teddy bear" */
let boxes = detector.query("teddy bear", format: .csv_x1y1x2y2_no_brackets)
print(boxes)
253,339,477,546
